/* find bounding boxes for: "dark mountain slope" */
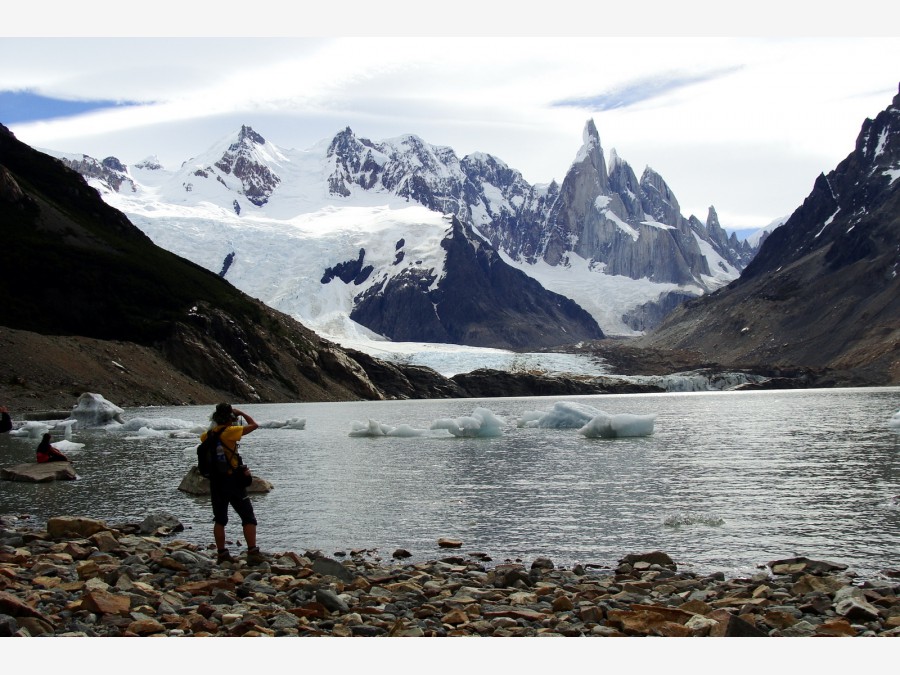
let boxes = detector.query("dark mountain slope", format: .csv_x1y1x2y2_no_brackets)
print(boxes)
349,218,604,349
1,127,256,344
0,124,460,406
637,86,900,385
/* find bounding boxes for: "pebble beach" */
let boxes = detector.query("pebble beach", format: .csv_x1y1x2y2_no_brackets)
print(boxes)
1,513,898,638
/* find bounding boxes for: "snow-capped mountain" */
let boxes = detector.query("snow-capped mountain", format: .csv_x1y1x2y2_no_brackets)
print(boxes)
54,120,757,346
745,215,789,249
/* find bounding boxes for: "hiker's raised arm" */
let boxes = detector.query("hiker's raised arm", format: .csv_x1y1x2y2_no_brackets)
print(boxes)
233,408,259,434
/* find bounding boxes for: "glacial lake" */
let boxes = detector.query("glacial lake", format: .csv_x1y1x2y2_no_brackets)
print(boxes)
1,387,898,579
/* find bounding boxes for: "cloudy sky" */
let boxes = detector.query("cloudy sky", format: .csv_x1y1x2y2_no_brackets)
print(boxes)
2,4,898,233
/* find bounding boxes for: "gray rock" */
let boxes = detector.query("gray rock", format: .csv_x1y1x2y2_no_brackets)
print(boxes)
351,624,387,636
724,614,769,637
834,587,881,622
316,588,349,613
530,557,554,571
169,549,213,568
139,512,184,535
0,462,77,482
270,612,300,630
312,556,355,582
619,551,677,571
0,614,17,637
239,580,278,597
0,533,24,547
211,591,237,606
780,620,817,637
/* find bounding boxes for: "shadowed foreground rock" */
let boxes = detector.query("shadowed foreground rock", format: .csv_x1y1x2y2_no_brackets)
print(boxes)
0,515,897,637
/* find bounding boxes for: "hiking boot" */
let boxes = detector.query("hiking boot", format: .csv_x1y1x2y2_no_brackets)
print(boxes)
217,549,234,564
246,547,265,565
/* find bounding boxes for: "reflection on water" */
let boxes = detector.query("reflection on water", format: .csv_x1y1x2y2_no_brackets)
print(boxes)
1,388,898,578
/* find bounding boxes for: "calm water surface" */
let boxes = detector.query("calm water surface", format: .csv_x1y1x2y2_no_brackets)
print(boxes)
1,388,898,578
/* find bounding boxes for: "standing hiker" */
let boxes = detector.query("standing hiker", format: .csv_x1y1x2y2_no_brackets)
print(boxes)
199,403,264,564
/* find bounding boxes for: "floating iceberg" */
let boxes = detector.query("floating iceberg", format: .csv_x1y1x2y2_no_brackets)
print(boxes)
349,419,426,437
889,410,900,430
431,407,504,438
9,421,51,440
259,418,307,430
578,412,656,439
517,401,603,429
52,439,85,453
71,393,125,428
121,417,197,432
124,427,167,440
664,513,725,528
56,419,77,440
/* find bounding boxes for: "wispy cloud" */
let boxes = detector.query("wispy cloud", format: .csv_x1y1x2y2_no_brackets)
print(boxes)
552,66,743,111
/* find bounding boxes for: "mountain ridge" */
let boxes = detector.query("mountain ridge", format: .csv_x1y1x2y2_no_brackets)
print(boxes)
53,119,758,343
632,85,900,385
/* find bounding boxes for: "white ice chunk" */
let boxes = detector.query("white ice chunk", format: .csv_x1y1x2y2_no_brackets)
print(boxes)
9,421,49,439
516,411,545,428
578,412,656,438
71,393,125,428
52,439,85,453
349,419,426,437
259,418,307,429
430,407,504,438
57,419,77,440
389,424,427,438
516,401,603,428
350,419,393,437
125,427,166,440
121,417,197,432
170,430,203,439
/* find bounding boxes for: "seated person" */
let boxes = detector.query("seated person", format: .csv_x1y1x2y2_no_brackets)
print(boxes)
0,406,11,433
36,433,70,463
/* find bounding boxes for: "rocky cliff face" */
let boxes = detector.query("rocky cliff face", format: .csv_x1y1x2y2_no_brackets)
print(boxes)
637,85,900,385
56,154,135,193
213,125,281,206
331,217,605,349
541,122,743,286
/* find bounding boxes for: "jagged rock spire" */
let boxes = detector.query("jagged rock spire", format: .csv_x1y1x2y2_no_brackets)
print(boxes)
573,119,608,185
236,125,266,146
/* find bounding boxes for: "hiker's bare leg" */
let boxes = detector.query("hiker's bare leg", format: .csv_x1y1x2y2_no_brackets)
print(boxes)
243,523,257,550
214,523,226,550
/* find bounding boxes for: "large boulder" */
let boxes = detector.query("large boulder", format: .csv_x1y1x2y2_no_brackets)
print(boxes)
46,516,109,539
177,466,273,495
833,586,881,622
0,462,77,482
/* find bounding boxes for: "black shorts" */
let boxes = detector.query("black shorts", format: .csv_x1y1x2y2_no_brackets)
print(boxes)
210,476,257,527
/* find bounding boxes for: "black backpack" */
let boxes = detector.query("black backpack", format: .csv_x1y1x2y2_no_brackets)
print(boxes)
196,429,223,478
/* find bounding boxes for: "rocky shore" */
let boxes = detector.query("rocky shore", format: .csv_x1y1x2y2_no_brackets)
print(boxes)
1,514,898,638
